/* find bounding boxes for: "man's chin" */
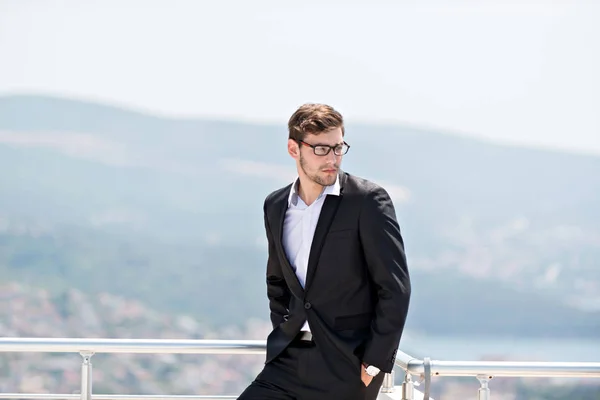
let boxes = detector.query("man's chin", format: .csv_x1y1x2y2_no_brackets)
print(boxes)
319,175,337,186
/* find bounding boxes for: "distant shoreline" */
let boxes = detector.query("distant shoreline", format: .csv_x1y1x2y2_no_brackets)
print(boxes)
402,334,600,362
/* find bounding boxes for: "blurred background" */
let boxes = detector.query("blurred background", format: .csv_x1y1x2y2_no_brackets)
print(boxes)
0,0,599,398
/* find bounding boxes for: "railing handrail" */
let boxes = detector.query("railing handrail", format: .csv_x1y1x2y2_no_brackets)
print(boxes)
2,338,600,378
2,337,599,400
394,349,600,378
0,337,266,354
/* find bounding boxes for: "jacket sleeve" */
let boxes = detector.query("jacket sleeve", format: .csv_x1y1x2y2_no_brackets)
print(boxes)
264,200,291,329
359,186,411,373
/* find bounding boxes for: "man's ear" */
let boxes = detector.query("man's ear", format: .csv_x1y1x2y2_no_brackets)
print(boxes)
288,139,299,159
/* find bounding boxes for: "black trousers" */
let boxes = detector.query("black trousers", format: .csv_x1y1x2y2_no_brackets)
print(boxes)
238,337,385,400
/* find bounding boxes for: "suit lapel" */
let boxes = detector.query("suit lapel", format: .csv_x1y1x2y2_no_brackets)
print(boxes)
304,173,346,291
271,192,305,297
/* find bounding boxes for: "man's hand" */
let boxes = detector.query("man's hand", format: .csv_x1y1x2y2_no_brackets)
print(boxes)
361,363,373,387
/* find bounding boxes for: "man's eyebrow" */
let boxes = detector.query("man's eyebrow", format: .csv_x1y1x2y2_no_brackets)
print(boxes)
313,141,344,146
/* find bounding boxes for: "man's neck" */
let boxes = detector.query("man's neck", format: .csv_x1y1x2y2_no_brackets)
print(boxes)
297,177,324,206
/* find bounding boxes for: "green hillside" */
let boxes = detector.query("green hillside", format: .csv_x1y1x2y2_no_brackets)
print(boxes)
1,94,599,336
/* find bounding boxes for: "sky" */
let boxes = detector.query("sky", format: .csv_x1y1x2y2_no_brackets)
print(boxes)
0,0,599,155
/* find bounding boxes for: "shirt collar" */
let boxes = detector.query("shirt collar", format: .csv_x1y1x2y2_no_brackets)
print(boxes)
288,173,341,206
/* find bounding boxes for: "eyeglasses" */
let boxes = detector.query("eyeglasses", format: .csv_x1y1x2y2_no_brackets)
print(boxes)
297,140,350,156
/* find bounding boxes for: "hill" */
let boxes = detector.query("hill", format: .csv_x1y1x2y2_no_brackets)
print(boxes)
1,94,599,336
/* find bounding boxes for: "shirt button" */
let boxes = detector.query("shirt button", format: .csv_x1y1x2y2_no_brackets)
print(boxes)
304,302,312,310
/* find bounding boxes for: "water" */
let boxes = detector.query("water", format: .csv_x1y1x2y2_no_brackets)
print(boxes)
401,334,600,362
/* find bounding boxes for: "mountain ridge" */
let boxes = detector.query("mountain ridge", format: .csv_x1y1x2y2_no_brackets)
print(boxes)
1,93,599,336
4,93,600,159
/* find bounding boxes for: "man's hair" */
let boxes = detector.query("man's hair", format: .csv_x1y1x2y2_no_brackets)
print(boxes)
288,103,345,141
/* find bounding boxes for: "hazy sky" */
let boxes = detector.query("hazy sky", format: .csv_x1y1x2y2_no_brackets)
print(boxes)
1,0,599,155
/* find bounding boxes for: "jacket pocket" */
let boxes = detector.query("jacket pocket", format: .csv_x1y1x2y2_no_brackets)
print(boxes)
333,312,373,330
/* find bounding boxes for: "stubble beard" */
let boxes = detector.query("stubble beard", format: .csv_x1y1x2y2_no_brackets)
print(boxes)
299,152,338,187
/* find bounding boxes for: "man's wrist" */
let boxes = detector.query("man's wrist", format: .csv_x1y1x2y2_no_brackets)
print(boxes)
362,363,381,377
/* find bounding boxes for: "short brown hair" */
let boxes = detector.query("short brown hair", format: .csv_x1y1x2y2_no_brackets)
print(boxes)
288,103,345,141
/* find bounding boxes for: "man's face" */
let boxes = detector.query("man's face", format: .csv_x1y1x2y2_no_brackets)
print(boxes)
290,127,345,187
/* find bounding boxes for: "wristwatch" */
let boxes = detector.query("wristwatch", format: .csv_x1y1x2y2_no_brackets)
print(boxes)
364,364,381,377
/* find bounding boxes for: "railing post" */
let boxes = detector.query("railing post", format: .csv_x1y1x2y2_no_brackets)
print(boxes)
401,372,414,400
476,374,491,400
381,370,395,393
80,351,94,400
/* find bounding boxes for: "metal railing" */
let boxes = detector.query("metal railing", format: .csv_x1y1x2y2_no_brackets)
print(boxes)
1,338,599,400
0,338,267,400
395,349,600,400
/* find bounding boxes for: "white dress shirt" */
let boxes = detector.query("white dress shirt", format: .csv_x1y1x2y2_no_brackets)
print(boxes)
282,174,341,332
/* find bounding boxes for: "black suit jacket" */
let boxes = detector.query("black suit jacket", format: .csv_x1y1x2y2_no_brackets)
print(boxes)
262,170,411,376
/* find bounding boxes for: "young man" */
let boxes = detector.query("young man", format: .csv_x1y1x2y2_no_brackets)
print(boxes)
238,104,411,400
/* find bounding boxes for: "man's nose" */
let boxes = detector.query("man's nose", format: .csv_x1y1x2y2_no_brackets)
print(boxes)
325,151,337,163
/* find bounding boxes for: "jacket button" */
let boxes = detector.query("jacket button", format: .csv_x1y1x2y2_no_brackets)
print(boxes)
304,302,312,309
